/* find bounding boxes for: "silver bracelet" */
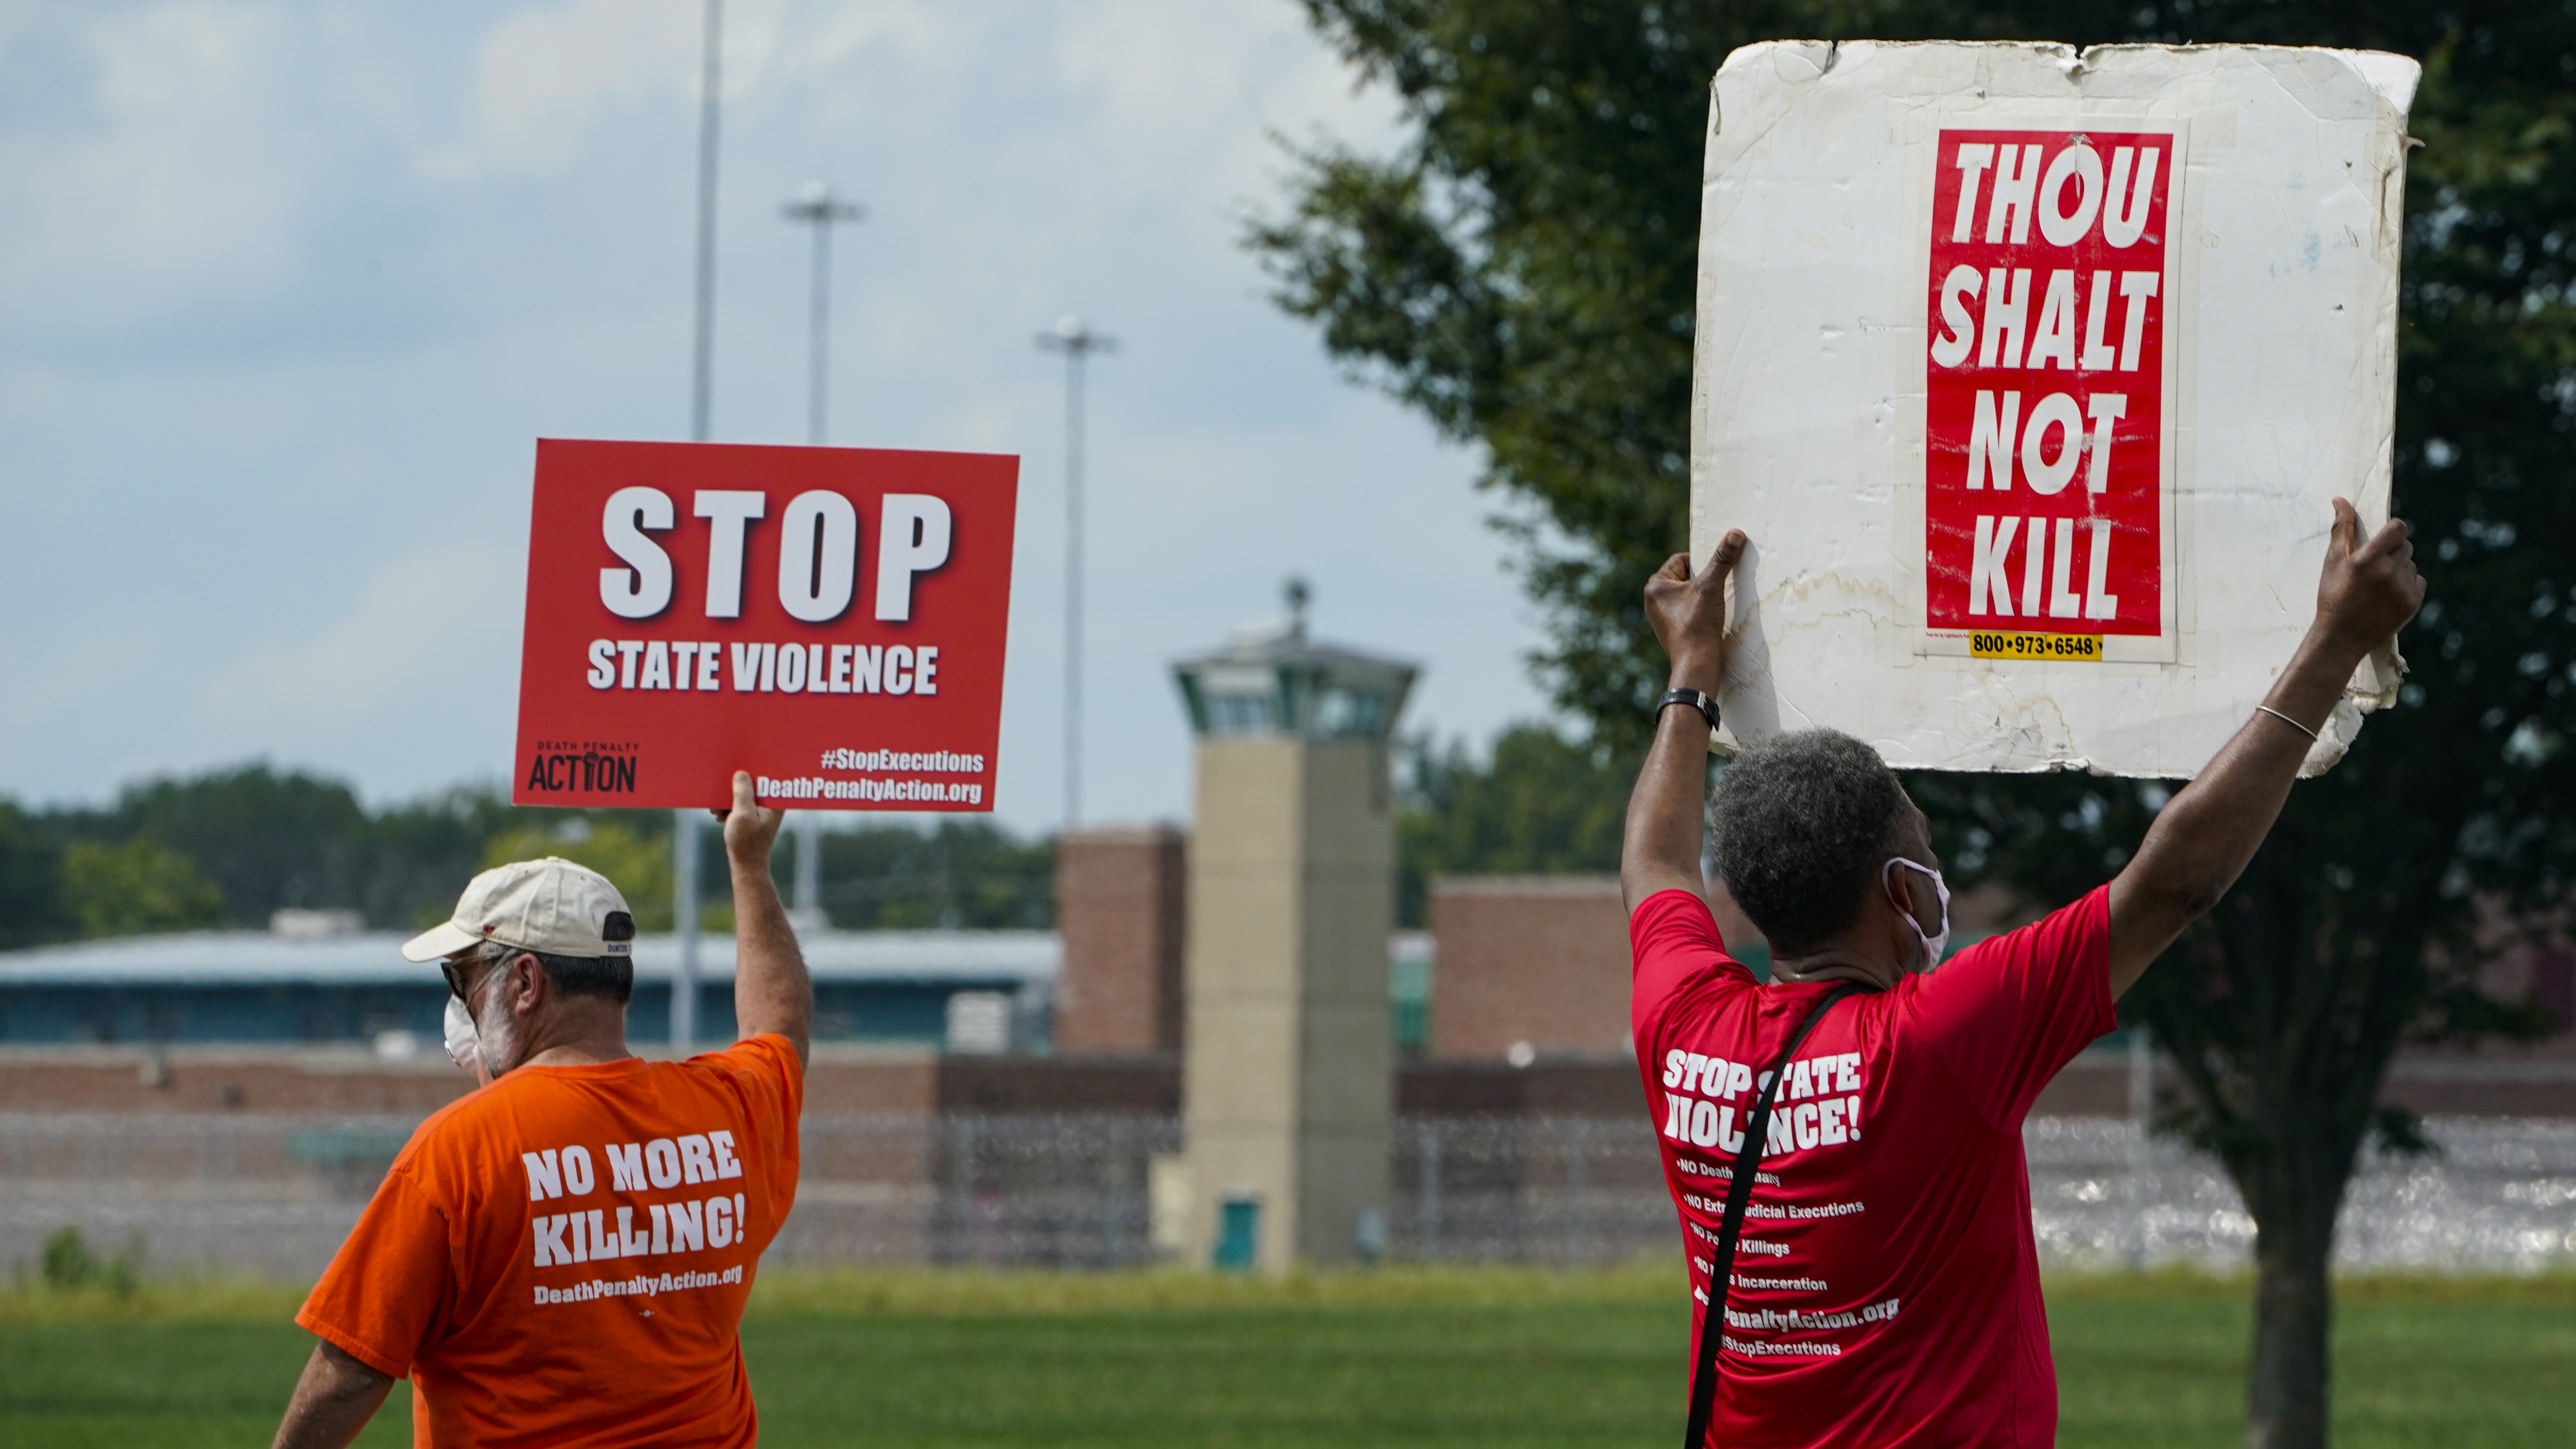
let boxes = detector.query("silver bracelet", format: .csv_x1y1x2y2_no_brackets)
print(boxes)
2256,704,2319,742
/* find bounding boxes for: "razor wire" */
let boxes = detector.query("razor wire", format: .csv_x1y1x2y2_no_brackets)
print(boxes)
0,1112,2567,1277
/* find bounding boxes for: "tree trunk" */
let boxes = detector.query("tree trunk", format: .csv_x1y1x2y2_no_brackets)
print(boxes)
2244,1191,2338,1449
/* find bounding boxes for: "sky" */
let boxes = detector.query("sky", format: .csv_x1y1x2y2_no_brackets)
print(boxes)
0,0,1556,834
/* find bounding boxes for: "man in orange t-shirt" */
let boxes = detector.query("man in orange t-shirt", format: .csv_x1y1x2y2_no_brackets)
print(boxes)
272,772,811,1449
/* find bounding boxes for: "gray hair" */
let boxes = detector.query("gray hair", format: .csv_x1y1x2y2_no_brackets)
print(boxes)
459,937,633,1006
1710,729,1912,955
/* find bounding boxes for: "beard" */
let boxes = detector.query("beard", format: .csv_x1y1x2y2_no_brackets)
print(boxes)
473,977,526,1077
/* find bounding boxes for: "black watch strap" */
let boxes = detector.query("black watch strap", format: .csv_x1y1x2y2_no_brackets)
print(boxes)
1658,687,1721,734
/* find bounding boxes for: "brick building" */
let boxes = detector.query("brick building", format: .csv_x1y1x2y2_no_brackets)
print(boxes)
1050,824,1186,1055
1,850,2567,1277
1427,877,1632,1062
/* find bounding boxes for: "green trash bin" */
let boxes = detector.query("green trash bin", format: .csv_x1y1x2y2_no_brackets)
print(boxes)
1213,1195,1260,1273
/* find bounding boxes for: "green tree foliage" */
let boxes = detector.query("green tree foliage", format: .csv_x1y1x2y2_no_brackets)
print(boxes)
37,1226,136,1297
818,823,1055,931
349,787,531,930
92,764,367,925
58,837,225,938
1249,1,1719,737
0,766,1058,944
1395,724,1636,925
0,803,70,950
481,820,679,932
1255,4,2576,1443
40,767,528,933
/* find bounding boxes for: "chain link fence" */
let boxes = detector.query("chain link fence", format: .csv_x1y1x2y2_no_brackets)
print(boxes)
774,1115,1180,1269
1391,1117,1676,1263
0,1113,403,1280
2,1111,2568,1278
2025,1115,2576,1272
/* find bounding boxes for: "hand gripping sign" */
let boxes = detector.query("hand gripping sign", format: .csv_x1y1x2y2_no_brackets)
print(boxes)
513,440,1017,811
1689,43,2416,777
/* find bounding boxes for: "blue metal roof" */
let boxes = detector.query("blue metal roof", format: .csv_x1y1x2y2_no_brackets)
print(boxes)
0,929,1058,988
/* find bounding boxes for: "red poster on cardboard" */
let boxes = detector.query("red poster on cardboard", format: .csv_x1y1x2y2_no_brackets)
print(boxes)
512,440,1018,811
1924,129,2172,643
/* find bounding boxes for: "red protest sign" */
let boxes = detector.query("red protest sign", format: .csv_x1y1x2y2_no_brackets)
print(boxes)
512,440,1018,812
1923,129,2173,643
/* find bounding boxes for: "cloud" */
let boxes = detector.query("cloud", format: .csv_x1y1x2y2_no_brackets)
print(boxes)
0,628,158,732
424,0,816,180
0,0,307,339
779,0,963,76
1051,0,1403,198
197,545,521,731
426,0,694,179
1,0,1549,822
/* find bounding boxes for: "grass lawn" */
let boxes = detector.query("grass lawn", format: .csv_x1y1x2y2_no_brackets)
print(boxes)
0,1267,2563,1447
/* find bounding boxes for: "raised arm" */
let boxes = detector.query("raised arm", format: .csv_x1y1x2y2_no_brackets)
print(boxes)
2106,500,2424,995
1622,531,1748,912
716,770,813,1065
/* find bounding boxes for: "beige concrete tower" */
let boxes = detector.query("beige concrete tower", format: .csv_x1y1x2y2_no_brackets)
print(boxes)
1171,585,1416,1272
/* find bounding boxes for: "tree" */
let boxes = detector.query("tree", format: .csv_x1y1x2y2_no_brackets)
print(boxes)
0,802,70,950
1255,4,2573,1445
818,823,1055,932
46,767,645,933
1395,723,1635,924
481,820,679,932
0,758,1070,946
88,763,369,926
352,786,529,931
59,837,225,938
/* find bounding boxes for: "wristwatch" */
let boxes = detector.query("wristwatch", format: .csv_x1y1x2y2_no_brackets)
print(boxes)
1658,687,1721,734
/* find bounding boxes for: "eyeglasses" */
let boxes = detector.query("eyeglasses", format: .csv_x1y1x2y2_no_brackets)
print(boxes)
440,954,487,1005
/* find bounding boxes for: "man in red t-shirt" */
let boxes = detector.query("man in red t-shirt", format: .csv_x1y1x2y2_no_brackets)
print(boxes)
1624,504,2421,1448
270,772,810,1449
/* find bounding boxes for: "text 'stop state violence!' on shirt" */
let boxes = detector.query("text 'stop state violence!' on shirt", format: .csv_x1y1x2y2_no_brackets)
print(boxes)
297,1034,804,1449
1630,888,2113,1448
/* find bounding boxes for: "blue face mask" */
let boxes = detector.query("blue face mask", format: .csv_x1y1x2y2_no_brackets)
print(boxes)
1884,858,1952,970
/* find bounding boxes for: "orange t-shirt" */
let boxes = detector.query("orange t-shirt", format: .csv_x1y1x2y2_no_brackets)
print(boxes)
298,1034,802,1449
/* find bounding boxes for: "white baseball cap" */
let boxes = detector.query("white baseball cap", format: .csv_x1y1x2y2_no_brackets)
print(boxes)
401,857,636,963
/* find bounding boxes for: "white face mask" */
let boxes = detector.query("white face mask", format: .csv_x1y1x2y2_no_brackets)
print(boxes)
1884,858,1952,970
443,995,482,1073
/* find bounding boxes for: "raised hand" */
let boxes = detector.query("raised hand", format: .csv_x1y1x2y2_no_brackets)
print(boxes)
2106,498,2430,997
712,770,786,868
1643,529,1748,693
2314,497,2425,658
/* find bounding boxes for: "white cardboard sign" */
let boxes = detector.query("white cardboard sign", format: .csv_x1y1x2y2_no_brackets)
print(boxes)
1690,42,2416,777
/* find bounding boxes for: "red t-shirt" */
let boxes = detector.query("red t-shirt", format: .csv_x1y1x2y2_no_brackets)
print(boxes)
1630,885,2114,1448
298,1035,803,1449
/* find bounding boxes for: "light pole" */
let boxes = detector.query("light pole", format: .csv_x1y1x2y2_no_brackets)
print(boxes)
1036,315,1114,829
673,0,724,1056
780,181,863,928
781,182,864,449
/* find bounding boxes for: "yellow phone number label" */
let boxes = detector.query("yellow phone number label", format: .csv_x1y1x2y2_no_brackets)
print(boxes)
1969,631,2103,661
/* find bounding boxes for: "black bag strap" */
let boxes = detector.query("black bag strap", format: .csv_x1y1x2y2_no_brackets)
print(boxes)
1680,981,1872,1449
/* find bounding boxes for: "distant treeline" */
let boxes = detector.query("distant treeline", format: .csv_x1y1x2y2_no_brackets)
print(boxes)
1394,725,1635,928
0,765,1055,949
0,726,1629,947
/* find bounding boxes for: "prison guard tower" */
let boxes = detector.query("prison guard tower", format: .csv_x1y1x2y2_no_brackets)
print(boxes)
1170,583,1417,1272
